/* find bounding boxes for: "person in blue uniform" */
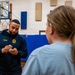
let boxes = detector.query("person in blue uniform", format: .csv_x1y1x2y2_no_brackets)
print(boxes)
0,19,28,75
22,5,75,75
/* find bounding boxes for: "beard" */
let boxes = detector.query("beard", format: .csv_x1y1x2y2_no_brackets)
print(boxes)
9,31,18,36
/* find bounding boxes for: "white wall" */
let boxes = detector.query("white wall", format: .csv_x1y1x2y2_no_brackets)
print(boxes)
0,0,74,35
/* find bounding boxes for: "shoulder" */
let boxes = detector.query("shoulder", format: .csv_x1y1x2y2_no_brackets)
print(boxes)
17,34,25,40
15,34,26,44
30,45,49,56
30,42,64,56
30,42,71,61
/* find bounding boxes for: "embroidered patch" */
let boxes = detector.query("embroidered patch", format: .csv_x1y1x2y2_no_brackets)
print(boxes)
3,39,7,41
12,39,16,43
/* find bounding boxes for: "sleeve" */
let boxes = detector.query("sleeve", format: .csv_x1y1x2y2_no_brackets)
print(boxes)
0,48,5,56
22,54,39,75
18,38,28,58
0,48,2,54
0,34,5,56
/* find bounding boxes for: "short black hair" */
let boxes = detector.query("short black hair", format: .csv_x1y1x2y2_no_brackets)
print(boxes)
11,19,20,24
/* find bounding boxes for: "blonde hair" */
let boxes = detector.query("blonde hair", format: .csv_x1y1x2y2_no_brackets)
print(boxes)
47,5,75,63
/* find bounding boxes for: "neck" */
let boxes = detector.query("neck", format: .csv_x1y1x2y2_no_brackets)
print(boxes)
53,38,71,44
50,33,71,44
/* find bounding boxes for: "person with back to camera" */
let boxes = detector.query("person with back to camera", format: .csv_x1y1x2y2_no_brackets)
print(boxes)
22,5,75,75
0,19,28,75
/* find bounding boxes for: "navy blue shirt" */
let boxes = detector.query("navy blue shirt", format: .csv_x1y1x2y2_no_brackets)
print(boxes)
0,29,28,74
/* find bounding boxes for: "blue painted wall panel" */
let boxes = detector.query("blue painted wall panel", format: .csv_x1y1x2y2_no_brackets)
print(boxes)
21,11,27,29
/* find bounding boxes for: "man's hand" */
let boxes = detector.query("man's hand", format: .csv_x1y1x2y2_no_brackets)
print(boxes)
2,45,12,53
9,48,18,55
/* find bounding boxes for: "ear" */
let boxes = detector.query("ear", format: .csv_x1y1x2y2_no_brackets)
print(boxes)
49,23,54,35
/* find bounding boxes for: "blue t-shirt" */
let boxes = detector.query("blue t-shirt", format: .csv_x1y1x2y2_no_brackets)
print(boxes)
22,42,75,75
